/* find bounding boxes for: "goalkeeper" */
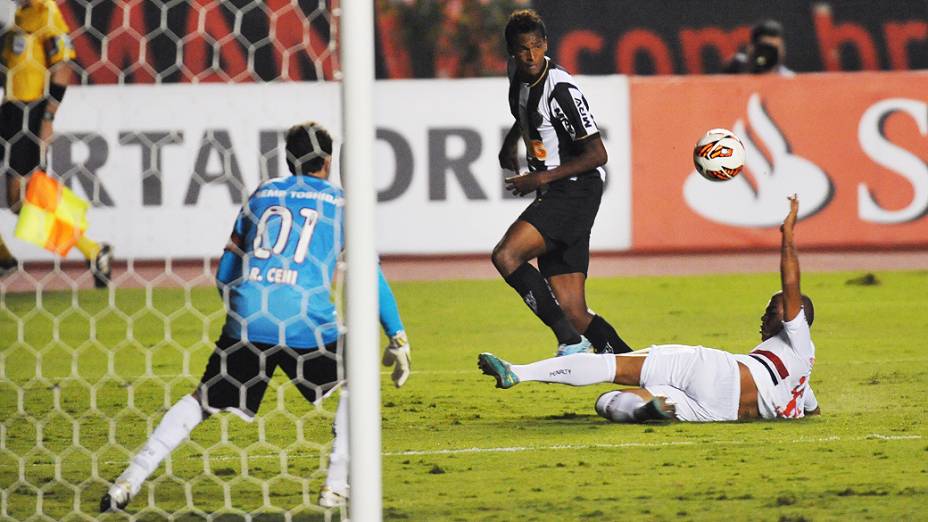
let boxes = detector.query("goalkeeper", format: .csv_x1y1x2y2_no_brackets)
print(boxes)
100,121,412,512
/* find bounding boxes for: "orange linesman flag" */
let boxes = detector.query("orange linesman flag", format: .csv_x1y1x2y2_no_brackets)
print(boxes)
14,171,90,256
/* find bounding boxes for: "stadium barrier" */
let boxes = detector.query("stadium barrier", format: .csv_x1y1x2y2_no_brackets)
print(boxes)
0,77,631,259
2,71,925,262
629,71,928,252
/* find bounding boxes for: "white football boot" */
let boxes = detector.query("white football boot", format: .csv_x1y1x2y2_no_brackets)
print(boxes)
319,485,348,508
99,480,133,512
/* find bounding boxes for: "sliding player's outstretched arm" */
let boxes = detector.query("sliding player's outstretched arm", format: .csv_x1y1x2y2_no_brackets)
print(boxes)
780,195,802,322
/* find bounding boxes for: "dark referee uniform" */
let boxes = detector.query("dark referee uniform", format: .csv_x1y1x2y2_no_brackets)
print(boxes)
1,0,75,179
508,56,604,277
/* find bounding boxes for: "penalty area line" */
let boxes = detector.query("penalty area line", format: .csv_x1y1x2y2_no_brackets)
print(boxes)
382,433,924,457
84,433,920,467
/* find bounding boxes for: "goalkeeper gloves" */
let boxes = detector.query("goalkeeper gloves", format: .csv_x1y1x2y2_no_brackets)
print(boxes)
382,331,411,388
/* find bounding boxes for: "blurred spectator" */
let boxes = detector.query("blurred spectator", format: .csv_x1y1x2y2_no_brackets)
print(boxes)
378,0,529,78
725,20,795,76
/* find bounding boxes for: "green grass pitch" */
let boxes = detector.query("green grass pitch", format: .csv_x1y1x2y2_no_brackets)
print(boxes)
1,270,927,520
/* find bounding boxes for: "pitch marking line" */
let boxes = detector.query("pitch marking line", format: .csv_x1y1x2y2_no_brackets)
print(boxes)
381,433,923,457
84,433,924,466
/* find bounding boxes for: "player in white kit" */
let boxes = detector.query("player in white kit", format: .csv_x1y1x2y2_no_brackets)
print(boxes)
479,195,820,422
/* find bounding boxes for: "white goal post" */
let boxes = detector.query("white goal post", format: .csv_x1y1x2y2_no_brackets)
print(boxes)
340,0,383,520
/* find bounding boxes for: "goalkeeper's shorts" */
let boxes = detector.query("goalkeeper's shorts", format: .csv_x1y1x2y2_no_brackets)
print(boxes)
198,335,341,421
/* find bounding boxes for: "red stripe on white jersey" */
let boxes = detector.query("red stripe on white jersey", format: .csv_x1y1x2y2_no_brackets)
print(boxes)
751,349,789,380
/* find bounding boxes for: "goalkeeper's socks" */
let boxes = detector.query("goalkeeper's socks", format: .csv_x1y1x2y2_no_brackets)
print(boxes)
583,315,633,354
511,353,615,386
324,392,350,495
504,263,580,345
119,395,204,494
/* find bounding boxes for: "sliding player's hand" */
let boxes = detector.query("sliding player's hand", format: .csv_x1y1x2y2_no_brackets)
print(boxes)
505,172,542,197
781,194,799,235
382,331,411,388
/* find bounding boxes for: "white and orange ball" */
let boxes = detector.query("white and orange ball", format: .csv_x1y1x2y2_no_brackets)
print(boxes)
693,128,745,182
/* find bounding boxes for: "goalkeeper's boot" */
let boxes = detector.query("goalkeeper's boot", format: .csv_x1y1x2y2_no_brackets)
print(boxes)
100,480,132,512
0,256,17,279
556,336,593,357
478,353,519,389
318,486,348,508
92,243,113,289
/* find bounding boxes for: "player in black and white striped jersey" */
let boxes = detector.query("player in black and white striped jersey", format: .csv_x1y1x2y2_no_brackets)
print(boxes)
491,9,632,357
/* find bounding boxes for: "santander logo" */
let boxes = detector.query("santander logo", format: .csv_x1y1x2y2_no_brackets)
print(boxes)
683,93,832,227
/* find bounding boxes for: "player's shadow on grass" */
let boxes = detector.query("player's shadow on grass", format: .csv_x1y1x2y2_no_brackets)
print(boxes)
521,411,609,426
542,411,598,421
529,412,677,428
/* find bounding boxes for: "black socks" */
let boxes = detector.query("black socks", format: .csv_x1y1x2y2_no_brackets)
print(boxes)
502,265,629,352
583,314,632,354
504,263,581,345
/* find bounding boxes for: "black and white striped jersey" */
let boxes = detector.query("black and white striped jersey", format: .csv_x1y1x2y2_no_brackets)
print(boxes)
507,56,604,182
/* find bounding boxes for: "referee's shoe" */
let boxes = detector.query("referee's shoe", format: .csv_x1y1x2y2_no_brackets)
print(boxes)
0,256,17,279
91,243,113,288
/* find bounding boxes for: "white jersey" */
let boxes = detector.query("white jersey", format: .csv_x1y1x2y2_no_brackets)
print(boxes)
733,308,817,419
507,57,604,182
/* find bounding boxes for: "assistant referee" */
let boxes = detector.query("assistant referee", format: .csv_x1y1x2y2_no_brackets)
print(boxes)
0,0,111,286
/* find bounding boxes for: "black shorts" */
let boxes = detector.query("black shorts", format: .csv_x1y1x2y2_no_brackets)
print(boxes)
1,100,46,179
518,174,603,277
198,336,341,421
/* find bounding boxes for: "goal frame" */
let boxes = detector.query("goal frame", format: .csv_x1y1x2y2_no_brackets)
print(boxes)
341,1,382,520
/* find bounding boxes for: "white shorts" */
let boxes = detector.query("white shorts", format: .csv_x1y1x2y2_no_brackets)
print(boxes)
639,345,740,422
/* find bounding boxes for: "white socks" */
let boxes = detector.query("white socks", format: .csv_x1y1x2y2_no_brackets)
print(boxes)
118,395,204,495
595,391,646,423
324,391,350,495
115,391,352,499
511,353,616,386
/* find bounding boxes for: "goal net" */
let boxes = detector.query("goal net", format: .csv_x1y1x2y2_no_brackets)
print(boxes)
0,1,355,520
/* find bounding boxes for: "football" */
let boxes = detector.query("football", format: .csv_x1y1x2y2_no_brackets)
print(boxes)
693,128,745,182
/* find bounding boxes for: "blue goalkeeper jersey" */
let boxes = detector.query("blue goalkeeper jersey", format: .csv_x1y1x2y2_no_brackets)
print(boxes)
218,175,344,349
